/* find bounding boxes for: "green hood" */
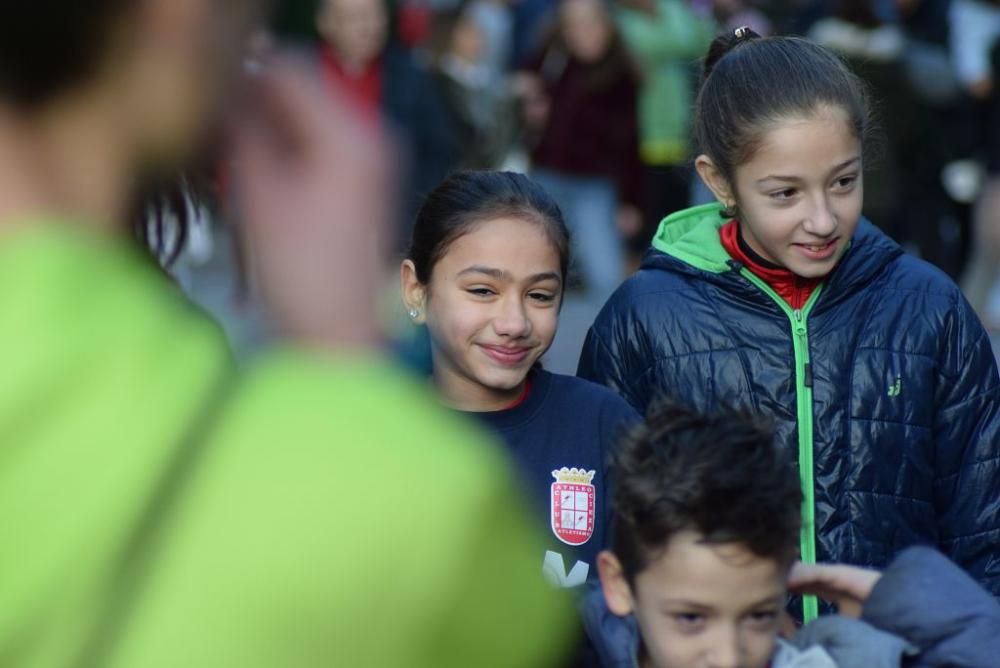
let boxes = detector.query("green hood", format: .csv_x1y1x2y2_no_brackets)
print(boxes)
650,202,732,274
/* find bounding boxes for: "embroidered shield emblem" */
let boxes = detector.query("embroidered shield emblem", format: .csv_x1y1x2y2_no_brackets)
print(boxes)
551,467,596,546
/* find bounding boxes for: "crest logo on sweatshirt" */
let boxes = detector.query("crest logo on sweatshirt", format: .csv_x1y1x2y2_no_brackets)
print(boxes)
551,467,596,546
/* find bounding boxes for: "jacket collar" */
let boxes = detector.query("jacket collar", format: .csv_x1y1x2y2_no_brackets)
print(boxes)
643,203,903,307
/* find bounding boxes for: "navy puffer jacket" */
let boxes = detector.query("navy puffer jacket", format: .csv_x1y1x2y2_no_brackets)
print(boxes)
578,203,1000,598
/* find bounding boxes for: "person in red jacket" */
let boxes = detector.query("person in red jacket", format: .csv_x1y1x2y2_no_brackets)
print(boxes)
316,0,459,245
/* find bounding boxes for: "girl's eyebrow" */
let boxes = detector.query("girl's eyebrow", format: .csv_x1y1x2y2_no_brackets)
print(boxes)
527,271,563,284
456,266,562,284
457,265,509,280
756,156,861,184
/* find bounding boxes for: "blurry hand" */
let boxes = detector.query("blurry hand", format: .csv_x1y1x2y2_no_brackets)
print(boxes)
787,562,883,618
230,54,393,350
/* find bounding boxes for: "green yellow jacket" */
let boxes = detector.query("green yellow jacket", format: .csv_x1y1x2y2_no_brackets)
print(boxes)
0,223,570,667
615,0,715,166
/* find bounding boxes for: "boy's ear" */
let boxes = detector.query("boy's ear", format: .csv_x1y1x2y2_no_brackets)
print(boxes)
694,155,736,212
598,550,635,617
400,260,427,324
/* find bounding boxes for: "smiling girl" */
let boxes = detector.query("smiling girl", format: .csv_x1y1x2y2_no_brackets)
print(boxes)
402,170,639,587
579,28,1000,618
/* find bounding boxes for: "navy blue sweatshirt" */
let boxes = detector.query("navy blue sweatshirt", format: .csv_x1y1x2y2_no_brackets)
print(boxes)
461,369,640,587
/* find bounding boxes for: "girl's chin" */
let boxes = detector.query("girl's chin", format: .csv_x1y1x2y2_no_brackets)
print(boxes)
477,370,530,392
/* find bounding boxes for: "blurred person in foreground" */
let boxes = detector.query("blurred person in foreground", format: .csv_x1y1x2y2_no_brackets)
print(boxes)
0,1,571,666
582,400,1000,667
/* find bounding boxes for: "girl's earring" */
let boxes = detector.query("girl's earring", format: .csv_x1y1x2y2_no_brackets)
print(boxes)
719,202,737,219
408,308,419,320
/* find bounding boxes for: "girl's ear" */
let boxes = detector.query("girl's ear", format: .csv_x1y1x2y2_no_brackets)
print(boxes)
400,259,428,324
598,550,636,617
694,155,736,212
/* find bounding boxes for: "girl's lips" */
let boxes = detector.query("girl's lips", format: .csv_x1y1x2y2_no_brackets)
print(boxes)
479,344,531,366
793,238,838,261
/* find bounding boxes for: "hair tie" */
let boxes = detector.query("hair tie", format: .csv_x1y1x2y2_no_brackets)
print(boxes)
734,25,751,40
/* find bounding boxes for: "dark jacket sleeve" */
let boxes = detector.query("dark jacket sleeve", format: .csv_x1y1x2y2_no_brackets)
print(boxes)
578,313,649,414
931,294,1000,596
861,546,1000,668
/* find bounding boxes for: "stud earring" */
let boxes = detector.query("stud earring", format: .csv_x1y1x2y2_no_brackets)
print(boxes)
719,202,737,219
408,308,419,319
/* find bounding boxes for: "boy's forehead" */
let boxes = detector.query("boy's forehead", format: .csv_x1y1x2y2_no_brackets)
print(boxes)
636,531,787,608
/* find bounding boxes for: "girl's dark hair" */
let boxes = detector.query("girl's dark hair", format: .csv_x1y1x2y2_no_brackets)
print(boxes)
695,28,871,184
407,170,569,284
612,399,802,586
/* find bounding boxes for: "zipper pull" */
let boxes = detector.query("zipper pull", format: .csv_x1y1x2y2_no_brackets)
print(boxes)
793,308,807,338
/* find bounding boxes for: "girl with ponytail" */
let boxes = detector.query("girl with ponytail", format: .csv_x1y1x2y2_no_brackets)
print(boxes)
579,27,1000,619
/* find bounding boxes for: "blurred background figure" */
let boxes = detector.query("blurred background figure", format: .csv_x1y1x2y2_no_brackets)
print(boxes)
316,0,459,243
614,0,716,270
709,0,773,34
468,0,518,83
955,0,1000,332
426,2,520,168
519,0,642,305
803,0,975,282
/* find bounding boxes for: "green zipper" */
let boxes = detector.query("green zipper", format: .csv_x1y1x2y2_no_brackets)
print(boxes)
739,268,822,623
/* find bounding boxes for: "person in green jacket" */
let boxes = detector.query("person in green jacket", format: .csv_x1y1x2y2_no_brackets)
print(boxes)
0,1,571,666
615,0,715,260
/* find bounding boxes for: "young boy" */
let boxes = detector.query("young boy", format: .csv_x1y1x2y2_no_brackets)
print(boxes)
586,401,1000,668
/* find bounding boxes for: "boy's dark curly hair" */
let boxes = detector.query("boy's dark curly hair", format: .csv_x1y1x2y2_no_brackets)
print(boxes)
612,399,803,585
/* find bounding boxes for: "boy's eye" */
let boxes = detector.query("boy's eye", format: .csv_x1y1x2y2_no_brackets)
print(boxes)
746,610,779,629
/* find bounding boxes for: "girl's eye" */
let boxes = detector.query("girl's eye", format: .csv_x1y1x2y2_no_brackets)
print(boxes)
466,288,496,297
672,613,706,633
528,292,556,303
833,175,858,191
769,189,796,201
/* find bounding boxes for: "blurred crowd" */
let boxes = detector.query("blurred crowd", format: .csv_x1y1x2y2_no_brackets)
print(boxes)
172,0,1000,367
